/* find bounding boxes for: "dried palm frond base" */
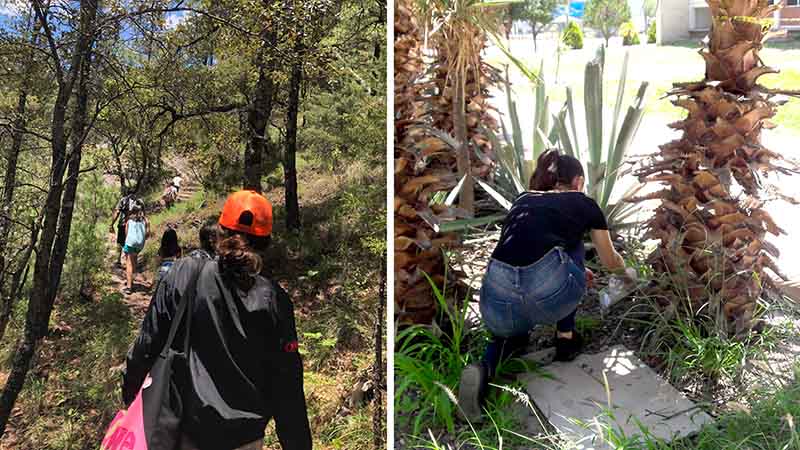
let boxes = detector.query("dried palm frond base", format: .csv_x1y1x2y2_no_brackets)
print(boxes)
629,0,800,335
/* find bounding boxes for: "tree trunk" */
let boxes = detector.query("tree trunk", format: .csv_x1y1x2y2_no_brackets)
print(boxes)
453,70,474,214
0,0,98,436
0,328,37,432
532,26,538,52
0,224,37,343
243,31,277,193
372,256,385,450
284,38,303,230
0,88,29,299
0,18,38,323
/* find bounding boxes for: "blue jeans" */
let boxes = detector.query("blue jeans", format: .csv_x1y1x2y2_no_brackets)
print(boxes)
479,247,586,375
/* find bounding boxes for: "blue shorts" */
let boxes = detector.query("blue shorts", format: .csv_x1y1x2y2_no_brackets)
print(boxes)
479,247,586,338
123,244,142,255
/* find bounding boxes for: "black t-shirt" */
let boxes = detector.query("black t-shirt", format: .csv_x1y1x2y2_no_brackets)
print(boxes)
491,191,608,267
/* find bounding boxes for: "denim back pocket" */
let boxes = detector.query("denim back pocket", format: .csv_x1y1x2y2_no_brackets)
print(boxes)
479,276,521,337
530,271,583,324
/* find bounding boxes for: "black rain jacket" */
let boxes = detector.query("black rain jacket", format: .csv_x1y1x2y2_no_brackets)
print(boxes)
122,257,312,450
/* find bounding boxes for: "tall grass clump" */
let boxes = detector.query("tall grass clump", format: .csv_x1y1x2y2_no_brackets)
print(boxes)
395,272,476,435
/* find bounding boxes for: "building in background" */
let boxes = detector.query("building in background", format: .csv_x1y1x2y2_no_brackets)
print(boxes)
659,0,799,43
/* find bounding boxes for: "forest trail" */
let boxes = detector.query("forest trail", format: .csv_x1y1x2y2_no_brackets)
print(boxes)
107,162,201,318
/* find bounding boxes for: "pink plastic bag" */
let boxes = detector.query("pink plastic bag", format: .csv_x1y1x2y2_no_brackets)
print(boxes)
100,376,150,450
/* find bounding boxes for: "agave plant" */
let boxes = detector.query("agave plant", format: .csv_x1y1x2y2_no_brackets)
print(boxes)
555,46,648,231
628,0,799,334
491,62,558,201
446,45,647,232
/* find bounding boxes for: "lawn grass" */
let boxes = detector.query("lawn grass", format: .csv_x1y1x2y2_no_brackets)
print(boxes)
487,39,800,137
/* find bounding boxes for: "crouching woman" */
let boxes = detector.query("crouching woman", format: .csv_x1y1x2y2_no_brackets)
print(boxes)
458,150,631,422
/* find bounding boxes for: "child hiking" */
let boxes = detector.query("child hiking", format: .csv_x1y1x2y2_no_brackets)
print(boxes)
157,228,182,283
109,190,143,266
122,205,149,295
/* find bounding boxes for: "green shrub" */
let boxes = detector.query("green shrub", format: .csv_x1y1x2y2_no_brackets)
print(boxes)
647,20,656,43
562,21,584,49
62,170,117,298
620,21,640,46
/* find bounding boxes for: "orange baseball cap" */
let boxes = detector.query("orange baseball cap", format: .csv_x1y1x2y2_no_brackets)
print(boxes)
219,190,273,237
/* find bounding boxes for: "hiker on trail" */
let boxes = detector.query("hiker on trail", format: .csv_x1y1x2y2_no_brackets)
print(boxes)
157,228,182,283
162,181,178,208
189,217,219,260
109,190,143,266
172,173,183,193
458,149,633,422
122,204,149,295
122,190,312,450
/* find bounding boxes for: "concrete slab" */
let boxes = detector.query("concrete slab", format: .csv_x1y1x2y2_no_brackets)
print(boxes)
521,346,713,449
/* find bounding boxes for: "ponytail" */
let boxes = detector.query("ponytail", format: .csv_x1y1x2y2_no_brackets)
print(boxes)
216,227,271,288
529,149,584,191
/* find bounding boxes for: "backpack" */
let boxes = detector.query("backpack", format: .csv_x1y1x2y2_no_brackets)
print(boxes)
120,195,144,217
157,260,175,282
125,220,146,249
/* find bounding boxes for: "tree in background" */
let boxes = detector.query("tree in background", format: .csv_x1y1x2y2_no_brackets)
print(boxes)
0,0,386,440
509,0,559,51
643,0,658,31
620,21,640,45
562,20,584,49
584,0,631,46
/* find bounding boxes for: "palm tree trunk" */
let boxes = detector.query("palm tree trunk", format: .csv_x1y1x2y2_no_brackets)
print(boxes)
453,70,474,214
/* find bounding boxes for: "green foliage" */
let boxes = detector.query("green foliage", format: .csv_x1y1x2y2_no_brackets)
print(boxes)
586,376,800,449
301,75,386,170
647,20,657,43
643,0,658,22
637,295,775,386
562,21,584,49
510,0,560,42
444,46,647,232
620,22,641,46
0,294,137,449
553,46,648,231
395,274,475,435
584,0,632,44
61,168,118,299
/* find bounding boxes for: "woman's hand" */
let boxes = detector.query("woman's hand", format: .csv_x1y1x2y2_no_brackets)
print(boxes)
585,268,595,289
590,229,625,271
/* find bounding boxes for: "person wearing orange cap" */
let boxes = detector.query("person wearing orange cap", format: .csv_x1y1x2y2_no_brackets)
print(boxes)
122,190,312,450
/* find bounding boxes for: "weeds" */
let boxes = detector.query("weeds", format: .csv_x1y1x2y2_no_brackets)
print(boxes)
395,272,474,435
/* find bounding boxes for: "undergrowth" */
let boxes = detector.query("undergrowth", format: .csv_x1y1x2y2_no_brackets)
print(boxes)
0,158,384,449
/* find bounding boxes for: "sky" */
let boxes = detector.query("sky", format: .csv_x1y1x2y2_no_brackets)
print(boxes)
0,0,25,17
0,2,188,31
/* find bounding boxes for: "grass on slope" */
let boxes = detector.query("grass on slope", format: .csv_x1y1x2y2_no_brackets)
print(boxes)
0,157,385,450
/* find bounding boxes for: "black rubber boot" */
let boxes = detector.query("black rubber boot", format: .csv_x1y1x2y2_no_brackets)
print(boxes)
458,363,488,423
554,331,584,362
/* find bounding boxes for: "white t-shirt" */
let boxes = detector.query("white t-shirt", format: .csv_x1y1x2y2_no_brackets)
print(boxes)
172,176,182,189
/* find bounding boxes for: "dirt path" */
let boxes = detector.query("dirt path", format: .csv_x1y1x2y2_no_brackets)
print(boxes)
108,161,200,317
